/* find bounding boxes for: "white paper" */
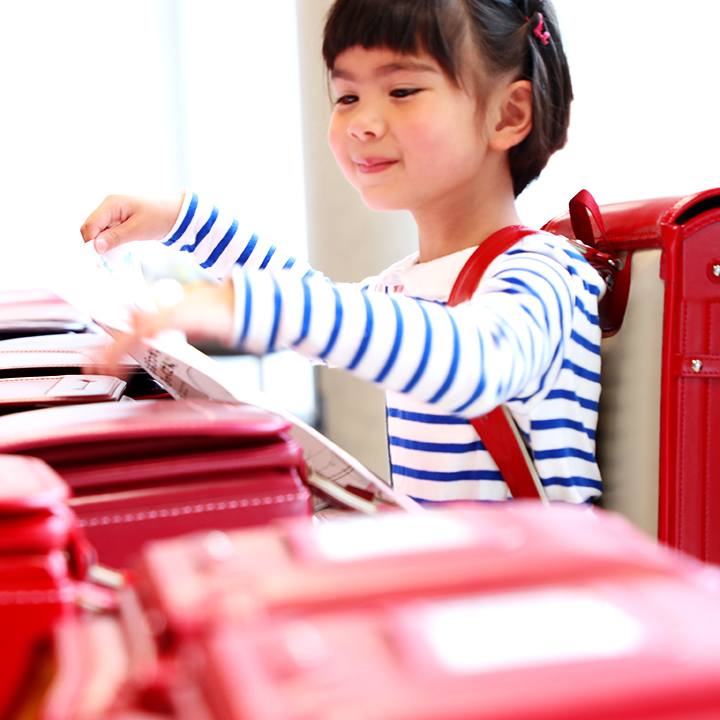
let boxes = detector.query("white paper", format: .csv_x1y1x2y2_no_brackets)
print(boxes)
48,242,157,333
313,512,476,561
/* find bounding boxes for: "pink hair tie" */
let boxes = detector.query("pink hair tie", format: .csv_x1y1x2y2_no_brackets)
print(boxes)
526,12,551,46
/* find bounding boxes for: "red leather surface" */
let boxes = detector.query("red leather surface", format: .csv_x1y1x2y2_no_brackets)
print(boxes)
136,504,676,640
0,550,77,718
70,471,311,570
543,195,680,250
131,507,720,720
0,454,70,511
0,506,78,555
660,207,720,561
61,442,305,492
199,581,720,720
0,297,93,340
0,399,292,457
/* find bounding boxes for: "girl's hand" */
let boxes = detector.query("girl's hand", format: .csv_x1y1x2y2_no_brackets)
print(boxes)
106,280,236,374
80,193,185,254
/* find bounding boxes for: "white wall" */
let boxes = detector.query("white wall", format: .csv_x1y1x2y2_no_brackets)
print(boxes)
1,2,176,286
0,0,306,288
517,0,720,226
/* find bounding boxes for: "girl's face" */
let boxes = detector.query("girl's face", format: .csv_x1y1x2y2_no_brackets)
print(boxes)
328,45,499,216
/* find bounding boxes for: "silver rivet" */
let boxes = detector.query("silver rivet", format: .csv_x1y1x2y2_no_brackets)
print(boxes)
714,265,720,278
692,359,703,373
204,530,234,562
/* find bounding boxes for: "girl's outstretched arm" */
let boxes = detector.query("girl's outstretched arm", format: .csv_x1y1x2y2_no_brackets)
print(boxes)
157,191,316,282
227,249,577,421
110,241,585,425
92,195,596,424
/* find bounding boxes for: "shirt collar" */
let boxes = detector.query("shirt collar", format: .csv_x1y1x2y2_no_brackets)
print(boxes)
376,246,478,302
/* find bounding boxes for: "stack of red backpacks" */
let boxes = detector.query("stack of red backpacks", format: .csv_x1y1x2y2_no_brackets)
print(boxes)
8,493,720,720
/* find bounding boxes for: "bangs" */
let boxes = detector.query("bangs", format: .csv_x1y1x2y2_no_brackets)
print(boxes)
322,0,466,83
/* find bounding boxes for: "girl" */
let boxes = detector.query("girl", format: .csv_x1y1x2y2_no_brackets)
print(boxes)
81,0,604,505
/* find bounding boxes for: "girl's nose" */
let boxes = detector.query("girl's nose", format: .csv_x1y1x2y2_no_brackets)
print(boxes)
348,105,386,140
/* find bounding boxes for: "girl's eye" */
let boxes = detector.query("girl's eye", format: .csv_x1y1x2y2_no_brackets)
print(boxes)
335,94,358,106
390,88,421,99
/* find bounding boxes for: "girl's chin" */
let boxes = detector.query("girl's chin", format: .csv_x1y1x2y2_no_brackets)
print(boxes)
357,189,410,213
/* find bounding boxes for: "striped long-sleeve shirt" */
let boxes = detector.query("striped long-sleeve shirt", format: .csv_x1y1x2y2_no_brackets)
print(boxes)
162,191,605,504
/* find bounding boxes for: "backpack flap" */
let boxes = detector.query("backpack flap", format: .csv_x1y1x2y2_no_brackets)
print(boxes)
0,399,313,569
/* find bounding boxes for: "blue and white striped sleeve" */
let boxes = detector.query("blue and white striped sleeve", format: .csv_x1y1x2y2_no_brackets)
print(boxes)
160,191,316,282
230,248,575,420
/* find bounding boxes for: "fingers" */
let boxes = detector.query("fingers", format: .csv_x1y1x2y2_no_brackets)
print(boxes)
79,194,133,248
79,193,184,254
97,329,138,381
150,282,235,345
103,281,236,370
93,213,151,254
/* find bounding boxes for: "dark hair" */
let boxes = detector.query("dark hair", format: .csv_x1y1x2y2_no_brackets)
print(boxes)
323,0,573,196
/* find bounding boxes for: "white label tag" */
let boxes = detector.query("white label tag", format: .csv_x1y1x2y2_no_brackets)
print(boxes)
419,588,645,674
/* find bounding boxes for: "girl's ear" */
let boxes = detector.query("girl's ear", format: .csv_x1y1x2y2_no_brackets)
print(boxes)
489,79,533,151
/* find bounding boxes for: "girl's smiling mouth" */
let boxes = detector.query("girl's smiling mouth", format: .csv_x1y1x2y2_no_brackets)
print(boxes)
356,158,398,173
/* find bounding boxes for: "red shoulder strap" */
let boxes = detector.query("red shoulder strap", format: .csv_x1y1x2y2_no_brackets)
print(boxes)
448,225,547,502
448,225,539,305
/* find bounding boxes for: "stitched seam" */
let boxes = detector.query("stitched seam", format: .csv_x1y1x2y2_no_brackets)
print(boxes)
0,584,77,606
703,300,711,561
78,490,311,527
704,379,709,560
709,302,720,560
0,377,67,384
606,231,660,241
0,350,95,356
678,302,689,549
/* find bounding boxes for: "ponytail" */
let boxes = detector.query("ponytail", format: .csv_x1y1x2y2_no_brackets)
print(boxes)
509,2,573,195
462,0,573,196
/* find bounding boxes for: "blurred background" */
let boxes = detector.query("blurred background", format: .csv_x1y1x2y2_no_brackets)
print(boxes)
0,0,717,480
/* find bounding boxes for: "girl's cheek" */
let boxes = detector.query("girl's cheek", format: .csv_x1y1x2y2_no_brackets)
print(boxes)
327,118,344,159
328,123,355,181
328,132,344,166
